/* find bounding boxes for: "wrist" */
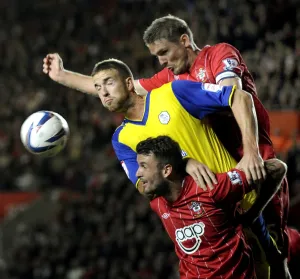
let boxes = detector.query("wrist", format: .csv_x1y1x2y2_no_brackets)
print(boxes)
243,143,259,154
56,69,68,85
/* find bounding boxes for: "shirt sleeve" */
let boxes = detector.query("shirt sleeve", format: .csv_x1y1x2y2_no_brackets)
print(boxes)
111,137,139,186
138,68,171,91
209,43,245,84
171,80,235,119
209,169,253,203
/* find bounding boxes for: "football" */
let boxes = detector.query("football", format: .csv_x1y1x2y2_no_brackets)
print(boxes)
20,111,69,157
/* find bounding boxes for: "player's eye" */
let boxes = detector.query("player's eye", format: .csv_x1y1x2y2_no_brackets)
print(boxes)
160,50,168,55
95,85,101,91
107,79,114,85
141,164,147,169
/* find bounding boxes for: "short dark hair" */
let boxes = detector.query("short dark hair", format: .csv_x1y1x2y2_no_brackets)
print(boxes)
136,136,185,174
91,58,133,79
143,15,194,45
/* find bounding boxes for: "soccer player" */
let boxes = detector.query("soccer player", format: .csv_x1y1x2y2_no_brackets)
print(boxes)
135,135,287,279
90,58,279,278
42,15,293,271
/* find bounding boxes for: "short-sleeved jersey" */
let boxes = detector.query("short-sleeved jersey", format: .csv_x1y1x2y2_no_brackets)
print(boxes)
150,171,256,279
138,43,275,161
112,80,237,185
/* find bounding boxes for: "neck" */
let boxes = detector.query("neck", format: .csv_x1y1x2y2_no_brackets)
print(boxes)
164,176,185,203
125,93,145,120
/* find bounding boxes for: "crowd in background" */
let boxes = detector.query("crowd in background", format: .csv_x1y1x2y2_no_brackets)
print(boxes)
0,0,300,278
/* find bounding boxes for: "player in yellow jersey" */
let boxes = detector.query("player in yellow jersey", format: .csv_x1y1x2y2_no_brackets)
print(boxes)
90,58,289,278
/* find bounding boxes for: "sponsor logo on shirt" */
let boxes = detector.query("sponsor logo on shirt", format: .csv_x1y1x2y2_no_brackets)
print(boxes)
227,170,242,185
158,111,170,124
175,222,205,254
222,58,239,70
202,83,223,92
161,213,170,219
196,68,206,81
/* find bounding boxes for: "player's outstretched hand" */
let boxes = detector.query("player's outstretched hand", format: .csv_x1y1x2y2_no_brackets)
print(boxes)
185,158,217,190
236,152,267,185
42,53,65,83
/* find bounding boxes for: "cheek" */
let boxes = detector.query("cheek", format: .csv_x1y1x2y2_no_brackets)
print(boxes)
98,95,106,105
173,48,186,63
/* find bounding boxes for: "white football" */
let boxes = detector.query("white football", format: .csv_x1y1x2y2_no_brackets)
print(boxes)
20,111,69,157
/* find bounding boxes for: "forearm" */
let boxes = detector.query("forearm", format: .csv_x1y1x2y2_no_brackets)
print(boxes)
231,90,259,154
58,70,98,96
246,159,286,218
134,80,149,96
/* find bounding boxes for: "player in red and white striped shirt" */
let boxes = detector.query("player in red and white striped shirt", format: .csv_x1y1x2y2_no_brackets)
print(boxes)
136,136,287,279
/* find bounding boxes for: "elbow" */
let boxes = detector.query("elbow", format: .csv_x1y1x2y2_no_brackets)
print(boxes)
232,89,253,107
276,160,288,179
265,159,287,187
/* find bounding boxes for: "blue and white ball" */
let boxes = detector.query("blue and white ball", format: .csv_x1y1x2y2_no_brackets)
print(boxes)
20,111,69,157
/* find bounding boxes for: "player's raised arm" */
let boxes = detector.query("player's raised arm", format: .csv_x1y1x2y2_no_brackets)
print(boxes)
43,53,98,96
171,80,264,184
230,88,267,184
211,159,286,215
207,43,266,185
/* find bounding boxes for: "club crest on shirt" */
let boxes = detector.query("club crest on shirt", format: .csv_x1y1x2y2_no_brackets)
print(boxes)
181,149,187,158
196,68,206,81
188,201,204,218
158,111,170,124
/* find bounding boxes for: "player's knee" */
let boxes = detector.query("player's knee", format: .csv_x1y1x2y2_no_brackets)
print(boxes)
264,159,287,181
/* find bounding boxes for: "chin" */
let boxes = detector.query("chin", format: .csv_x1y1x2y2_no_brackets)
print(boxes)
173,67,186,75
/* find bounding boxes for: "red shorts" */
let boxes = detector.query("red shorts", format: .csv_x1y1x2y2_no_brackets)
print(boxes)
263,177,289,257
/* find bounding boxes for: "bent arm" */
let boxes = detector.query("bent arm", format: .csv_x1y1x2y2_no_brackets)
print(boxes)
58,71,147,97
230,88,259,155
246,159,287,220
220,77,259,155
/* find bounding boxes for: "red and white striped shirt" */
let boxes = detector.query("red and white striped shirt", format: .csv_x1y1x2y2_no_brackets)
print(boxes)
150,170,256,279
139,43,274,161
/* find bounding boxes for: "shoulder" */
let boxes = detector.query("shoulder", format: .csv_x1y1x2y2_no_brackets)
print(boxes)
171,80,201,93
112,122,126,142
208,43,241,56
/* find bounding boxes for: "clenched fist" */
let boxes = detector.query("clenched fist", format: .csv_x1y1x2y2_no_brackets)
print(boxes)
43,53,65,82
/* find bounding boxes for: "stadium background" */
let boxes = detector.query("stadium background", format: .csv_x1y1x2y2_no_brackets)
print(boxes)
0,0,299,278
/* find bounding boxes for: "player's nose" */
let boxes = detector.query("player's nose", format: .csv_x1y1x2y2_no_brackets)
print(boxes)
158,56,167,66
100,87,109,97
136,168,142,179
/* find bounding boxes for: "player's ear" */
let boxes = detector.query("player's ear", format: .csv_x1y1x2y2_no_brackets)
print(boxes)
180,34,191,48
162,164,173,178
125,77,134,91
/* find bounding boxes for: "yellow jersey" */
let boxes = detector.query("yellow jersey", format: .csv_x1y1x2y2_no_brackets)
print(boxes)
112,81,236,185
